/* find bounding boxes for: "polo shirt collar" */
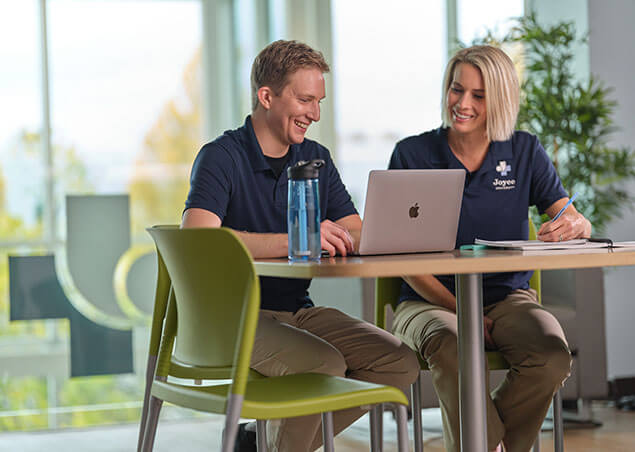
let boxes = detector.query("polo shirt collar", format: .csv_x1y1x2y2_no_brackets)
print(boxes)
483,138,514,171
435,128,464,170
242,115,274,172
242,115,300,174
436,127,514,172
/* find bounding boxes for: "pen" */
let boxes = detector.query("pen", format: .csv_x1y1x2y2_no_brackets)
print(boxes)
551,192,579,222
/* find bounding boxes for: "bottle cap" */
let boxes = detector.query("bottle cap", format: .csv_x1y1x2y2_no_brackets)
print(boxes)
287,159,325,180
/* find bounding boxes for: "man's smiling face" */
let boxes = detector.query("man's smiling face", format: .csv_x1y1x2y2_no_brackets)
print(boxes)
267,67,325,147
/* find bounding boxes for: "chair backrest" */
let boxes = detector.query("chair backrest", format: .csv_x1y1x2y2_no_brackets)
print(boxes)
375,216,542,328
147,226,260,396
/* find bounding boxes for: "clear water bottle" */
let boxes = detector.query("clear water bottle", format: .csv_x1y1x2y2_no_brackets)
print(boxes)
287,159,324,262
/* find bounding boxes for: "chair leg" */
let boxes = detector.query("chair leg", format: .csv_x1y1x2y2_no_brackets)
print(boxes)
411,377,423,452
322,412,335,452
395,404,410,452
141,395,163,452
553,390,564,452
222,393,244,452
256,420,267,451
370,404,383,452
137,354,157,452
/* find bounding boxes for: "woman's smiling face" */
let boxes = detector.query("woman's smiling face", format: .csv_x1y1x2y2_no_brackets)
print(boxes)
446,63,487,138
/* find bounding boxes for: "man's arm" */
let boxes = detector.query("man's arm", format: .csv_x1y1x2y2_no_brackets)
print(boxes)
403,274,456,312
182,208,359,258
182,208,287,258
537,197,592,241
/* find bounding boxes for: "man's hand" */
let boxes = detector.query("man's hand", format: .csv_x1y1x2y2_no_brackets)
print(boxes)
538,212,591,242
484,316,495,350
321,219,354,257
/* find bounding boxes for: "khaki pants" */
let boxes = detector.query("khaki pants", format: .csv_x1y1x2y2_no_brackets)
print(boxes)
250,306,420,452
392,289,571,452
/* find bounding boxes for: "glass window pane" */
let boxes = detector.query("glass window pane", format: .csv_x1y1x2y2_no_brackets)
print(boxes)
458,0,524,44
1,0,205,435
48,0,203,241
332,0,445,209
0,0,44,241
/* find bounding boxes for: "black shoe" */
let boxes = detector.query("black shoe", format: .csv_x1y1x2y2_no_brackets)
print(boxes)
232,422,257,452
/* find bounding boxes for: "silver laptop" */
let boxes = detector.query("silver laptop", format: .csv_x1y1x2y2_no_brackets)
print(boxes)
357,169,466,255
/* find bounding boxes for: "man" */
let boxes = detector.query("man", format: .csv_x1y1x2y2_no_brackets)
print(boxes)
182,40,419,452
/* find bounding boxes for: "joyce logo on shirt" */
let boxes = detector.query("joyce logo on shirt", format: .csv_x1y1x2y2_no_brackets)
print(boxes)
496,160,512,176
493,178,516,190
493,160,516,190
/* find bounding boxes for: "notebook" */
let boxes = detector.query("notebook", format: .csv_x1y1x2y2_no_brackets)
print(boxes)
357,169,466,255
474,238,635,250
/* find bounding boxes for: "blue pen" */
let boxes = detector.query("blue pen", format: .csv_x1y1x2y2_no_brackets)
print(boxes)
551,192,579,222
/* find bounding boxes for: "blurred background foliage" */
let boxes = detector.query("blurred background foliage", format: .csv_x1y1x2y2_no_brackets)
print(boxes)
475,13,635,232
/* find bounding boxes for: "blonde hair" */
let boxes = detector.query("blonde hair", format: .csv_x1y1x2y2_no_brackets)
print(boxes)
441,45,519,142
251,40,330,110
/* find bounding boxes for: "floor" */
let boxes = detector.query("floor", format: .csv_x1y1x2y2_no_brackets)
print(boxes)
0,402,633,451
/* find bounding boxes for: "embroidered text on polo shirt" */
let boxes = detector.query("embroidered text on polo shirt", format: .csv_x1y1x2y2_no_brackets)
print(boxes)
493,160,516,190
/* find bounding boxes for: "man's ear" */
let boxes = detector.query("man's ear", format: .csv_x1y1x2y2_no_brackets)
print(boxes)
257,86,274,110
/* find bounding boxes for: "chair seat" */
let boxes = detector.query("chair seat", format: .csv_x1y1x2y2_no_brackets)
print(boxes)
416,350,509,371
152,373,409,419
169,360,266,381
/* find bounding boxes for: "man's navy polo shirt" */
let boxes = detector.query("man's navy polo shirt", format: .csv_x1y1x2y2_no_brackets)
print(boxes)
389,127,567,306
185,116,357,312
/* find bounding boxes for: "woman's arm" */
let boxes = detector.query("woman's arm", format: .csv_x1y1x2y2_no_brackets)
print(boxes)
403,274,495,348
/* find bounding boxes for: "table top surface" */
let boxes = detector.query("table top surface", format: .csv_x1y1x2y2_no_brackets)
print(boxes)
254,247,635,278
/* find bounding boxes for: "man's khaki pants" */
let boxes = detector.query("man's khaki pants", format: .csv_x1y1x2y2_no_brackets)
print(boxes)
250,306,420,452
392,289,571,452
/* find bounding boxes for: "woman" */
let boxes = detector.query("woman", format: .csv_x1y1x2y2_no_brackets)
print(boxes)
389,45,591,452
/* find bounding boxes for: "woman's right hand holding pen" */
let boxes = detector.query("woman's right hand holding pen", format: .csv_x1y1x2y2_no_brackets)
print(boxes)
538,193,592,242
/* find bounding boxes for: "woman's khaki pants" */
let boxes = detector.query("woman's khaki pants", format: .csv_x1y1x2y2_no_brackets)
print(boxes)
393,289,571,452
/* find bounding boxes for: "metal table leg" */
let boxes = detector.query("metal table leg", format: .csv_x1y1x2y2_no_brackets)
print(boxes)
456,273,488,452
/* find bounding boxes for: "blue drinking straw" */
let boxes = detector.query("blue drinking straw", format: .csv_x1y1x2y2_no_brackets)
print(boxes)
298,184,308,256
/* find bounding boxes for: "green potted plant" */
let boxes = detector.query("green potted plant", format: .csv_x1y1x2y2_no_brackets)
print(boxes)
476,13,635,232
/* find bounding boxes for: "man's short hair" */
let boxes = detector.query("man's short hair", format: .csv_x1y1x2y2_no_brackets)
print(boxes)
250,40,330,110
441,45,520,142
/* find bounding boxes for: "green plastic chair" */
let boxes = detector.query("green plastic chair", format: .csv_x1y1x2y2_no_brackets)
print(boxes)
375,219,563,452
141,226,411,452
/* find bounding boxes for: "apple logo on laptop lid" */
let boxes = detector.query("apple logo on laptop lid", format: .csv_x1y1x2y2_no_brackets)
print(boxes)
409,203,420,218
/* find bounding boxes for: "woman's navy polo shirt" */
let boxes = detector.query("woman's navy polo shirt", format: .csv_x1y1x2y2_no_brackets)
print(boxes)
185,116,357,312
389,127,567,306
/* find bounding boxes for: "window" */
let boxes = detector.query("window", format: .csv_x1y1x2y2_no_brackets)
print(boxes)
458,0,523,44
1,0,204,432
332,0,445,210
0,0,44,242
48,0,203,240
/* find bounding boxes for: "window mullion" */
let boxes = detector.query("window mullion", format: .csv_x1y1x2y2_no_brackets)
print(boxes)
39,0,56,246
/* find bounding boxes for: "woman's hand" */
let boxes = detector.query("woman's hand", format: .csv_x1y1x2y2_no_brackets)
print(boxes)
539,197,592,242
538,211,591,242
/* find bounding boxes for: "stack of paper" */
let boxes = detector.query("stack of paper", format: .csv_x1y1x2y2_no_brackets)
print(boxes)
474,239,610,251
612,241,635,248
